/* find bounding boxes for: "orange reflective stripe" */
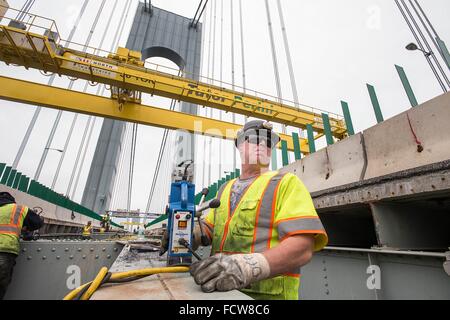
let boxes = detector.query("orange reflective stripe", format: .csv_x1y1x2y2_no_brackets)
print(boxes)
284,273,301,278
219,177,260,252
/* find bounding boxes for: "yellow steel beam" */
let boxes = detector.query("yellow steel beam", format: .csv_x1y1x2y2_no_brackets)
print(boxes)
0,76,310,153
0,25,347,138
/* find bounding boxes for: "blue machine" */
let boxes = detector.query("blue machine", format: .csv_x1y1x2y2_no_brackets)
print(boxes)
166,170,196,266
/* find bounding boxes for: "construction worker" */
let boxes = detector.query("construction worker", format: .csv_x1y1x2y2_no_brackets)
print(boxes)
0,192,44,300
190,120,328,300
101,212,111,232
82,221,93,239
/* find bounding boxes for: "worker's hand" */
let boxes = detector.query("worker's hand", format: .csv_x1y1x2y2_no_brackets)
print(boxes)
190,253,270,293
159,228,169,256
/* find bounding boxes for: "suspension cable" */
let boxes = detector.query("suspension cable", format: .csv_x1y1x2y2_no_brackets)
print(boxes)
13,0,90,171
110,123,130,211
264,0,283,105
193,0,209,29
230,0,237,171
50,0,108,189
16,0,35,22
218,0,223,180
66,0,119,197
192,0,204,26
207,0,218,186
127,124,138,212
414,0,448,66
395,0,447,92
276,0,300,106
145,98,178,213
407,0,450,87
238,0,246,94
202,1,213,187
70,0,132,201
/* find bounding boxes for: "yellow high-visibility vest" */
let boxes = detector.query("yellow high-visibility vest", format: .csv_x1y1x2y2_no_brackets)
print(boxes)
205,171,328,300
83,225,93,236
0,204,29,255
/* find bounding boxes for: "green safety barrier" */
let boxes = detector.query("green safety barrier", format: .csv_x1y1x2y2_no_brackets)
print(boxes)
341,101,355,136
306,124,316,154
367,84,385,123
281,140,289,166
291,132,302,161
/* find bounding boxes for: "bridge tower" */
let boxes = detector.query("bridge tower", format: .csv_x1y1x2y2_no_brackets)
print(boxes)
81,3,203,214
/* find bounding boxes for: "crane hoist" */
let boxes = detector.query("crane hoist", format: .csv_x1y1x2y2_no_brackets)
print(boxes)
0,6,349,153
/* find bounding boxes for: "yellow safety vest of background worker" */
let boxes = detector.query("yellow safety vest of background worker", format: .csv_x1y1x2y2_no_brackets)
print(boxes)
0,192,43,300
82,222,93,237
189,120,328,300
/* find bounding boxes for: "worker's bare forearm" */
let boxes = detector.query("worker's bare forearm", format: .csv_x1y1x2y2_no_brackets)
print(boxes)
262,235,315,277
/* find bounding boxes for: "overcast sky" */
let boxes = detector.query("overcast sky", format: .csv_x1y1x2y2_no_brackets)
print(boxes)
0,0,449,216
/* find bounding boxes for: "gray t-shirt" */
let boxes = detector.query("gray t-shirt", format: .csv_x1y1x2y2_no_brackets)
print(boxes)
229,176,257,215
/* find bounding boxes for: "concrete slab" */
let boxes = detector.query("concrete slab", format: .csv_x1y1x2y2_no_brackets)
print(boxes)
91,247,252,300
363,92,450,179
281,133,366,193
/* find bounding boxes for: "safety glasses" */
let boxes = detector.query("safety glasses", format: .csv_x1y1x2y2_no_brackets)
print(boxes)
244,132,272,148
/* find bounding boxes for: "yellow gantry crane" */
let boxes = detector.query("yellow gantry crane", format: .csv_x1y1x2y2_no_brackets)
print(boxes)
0,6,348,153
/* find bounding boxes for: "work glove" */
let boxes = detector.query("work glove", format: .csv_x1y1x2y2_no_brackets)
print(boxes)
190,253,271,293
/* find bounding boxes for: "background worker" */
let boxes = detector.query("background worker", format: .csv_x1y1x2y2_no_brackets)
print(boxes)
101,212,111,232
190,120,328,300
82,221,93,239
0,192,44,299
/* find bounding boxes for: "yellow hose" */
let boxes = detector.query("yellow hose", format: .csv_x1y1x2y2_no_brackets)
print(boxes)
80,267,109,300
63,266,190,300
63,282,92,300
111,267,189,280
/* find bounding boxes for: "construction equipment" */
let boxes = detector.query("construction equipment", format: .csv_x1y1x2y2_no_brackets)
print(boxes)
163,160,220,266
164,160,196,266
0,6,347,140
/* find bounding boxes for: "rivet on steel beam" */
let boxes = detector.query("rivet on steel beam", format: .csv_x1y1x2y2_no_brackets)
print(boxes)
95,255,99,259
56,256,60,260
114,248,118,252
90,248,94,252
65,248,69,252
82,255,86,259
51,248,56,252
37,248,41,252
69,255,74,259
27,256,32,260
78,248,82,252
102,248,106,251
42,256,46,260
107,255,111,259
22,248,26,252
325,289,330,295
